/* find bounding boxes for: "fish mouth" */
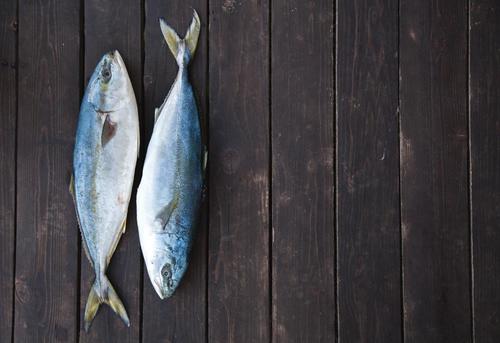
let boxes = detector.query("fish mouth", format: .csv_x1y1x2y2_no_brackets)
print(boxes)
152,276,175,300
111,50,125,69
102,50,125,69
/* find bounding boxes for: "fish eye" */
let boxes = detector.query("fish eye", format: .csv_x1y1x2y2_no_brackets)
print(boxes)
161,264,172,278
101,69,112,82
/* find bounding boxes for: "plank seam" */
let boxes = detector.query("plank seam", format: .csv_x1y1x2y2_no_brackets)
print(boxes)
139,0,145,341
467,0,475,341
11,0,19,341
397,0,404,341
334,0,340,341
268,0,272,341
334,0,339,341
205,1,210,342
76,0,85,340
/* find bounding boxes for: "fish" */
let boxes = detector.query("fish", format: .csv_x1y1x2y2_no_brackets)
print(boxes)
70,50,139,330
137,10,206,299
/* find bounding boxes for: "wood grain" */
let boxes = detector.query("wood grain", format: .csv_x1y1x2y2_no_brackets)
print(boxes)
400,1,471,342
0,0,17,341
470,1,500,342
336,0,401,341
271,0,335,342
208,0,270,342
142,3,208,342
15,0,80,341
79,0,142,340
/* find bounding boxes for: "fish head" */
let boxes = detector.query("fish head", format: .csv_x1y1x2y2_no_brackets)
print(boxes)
148,248,188,299
87,50,132,113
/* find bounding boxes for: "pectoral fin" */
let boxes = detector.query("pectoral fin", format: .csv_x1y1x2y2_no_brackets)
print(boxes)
101,114,117,147
157,195,179,230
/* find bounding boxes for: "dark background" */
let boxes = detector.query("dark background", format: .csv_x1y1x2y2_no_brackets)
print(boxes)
1,0,499,342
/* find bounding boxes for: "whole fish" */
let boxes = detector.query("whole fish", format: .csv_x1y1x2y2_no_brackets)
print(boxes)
71,51,139,330
137,11,206,299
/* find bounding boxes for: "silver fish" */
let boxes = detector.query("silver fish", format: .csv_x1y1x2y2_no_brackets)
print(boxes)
71,51,139,330
137,11,206,299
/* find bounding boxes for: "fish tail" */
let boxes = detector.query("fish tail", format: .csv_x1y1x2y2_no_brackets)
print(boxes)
83,285,100,332
83,275,130,331
159,9,200,65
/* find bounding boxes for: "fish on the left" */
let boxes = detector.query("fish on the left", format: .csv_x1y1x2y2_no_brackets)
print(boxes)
70,50,139,331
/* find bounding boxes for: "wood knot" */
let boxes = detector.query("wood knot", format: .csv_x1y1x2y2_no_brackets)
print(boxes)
10,19,17,31
15,277,31,304
221,148,240,174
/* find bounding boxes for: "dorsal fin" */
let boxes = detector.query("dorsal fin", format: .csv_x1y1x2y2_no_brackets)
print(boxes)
154,107,160,123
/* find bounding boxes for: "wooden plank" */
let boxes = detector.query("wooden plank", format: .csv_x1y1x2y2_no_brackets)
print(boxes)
142,3,207,342
0,0,17,341
79,0,142,340
15,0,80,341
271,0,335,342
470,1,500,341
400,1,471,342
336,0,401,341
208,0,270,342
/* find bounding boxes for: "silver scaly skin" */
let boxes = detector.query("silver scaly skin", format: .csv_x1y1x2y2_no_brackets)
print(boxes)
71,51,139,330
137,11,205,299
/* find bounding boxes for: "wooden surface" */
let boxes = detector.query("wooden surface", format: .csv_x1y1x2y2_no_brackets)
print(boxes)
470,1,500,342
337,0,401,342
2,0,500,342
15,0,80,341
0,1,16,342
400,0,471,342
272,0,335,342
208,0,270,342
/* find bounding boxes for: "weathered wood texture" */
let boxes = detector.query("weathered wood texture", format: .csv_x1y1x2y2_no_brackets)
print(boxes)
400,1,471,342
337,0,401,341
208,0,270,342
15,0,80,341
142,3,208,342
470,1,500,342
3,1,500,342
271,0,335,342
79,0,142,340
0,0,16,342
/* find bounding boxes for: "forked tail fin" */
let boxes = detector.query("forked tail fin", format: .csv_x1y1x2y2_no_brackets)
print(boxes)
84,274,130,331
159,10,200,65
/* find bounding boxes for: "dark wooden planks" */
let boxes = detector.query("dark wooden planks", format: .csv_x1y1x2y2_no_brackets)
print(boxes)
79,0,142,340
470,1,500,341
142,3,208,342
15,0,80,341
336,0,401,341
400,1,471,342
208,0,270,342
271,0,335,342
0,0,17,341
